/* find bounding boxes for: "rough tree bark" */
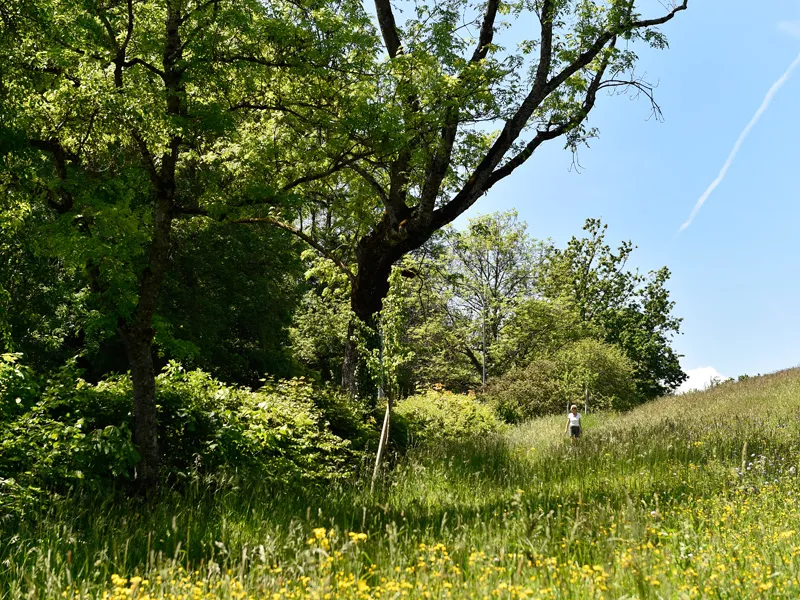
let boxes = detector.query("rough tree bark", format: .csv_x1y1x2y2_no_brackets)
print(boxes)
342,217,427,393
118,189,175,486
115,1,184,487
120,324,160,484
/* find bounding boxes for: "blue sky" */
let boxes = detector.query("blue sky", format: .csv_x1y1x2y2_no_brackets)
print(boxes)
463,1,800,390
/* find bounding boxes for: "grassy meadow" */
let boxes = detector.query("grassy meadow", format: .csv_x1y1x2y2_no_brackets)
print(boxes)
3,369,800,599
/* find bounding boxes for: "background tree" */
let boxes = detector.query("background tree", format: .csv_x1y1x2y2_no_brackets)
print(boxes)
388,211,548,390
486,338,637,422
541,219,686,399
489,297,590,372
440,210,546,384
157,221,304,386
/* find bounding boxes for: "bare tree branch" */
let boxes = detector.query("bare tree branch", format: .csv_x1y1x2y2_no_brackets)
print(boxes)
632,0,688,28
598,78,663,121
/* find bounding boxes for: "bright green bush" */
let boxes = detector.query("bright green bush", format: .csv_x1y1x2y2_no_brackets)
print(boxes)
153,366,372,482
0,360,375,517
485,339,638,422
393,388,502,447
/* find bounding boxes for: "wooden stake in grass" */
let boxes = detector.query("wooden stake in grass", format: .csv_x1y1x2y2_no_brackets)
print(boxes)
371,329,391,494
371,395,392,494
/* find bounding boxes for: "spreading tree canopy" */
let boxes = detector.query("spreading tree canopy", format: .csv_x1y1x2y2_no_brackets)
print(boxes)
262,0,690,389
0,0,376,486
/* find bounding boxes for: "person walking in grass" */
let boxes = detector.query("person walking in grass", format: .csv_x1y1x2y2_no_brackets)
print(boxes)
565,404,582,441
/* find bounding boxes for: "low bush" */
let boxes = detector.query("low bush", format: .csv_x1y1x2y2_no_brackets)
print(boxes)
485,339,638,423
0,359,375,517
392,388,502,448
153,364,373,481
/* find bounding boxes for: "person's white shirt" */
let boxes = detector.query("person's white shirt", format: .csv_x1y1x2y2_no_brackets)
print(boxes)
568,412,581,427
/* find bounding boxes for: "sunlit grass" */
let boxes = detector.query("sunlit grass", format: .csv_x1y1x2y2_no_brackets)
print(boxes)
3,368,800,598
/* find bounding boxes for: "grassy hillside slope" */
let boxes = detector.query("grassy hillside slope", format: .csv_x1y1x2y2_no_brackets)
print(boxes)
3,369,800,599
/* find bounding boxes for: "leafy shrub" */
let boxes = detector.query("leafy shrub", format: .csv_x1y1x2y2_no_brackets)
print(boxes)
0,360,376,517
485,357,562,423
153,365,373,482
392,388,502,448
0,353,40,422
485,339,638,423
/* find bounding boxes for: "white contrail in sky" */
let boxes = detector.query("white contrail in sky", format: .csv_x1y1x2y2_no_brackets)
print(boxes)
679,49,800,233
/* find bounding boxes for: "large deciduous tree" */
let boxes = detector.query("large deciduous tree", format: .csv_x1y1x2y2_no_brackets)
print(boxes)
286,0,690,389
0,0,374,486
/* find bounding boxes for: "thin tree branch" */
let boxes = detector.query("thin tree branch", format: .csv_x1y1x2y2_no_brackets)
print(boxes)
131,130,160,188
96,9,120,51
172,203,355,282
281,151,372,192
202,54,295,68
631,0,688,28
122,57,166,78
235,216,355,283
351,164,390,206
123,0,135,51
180,0,219,24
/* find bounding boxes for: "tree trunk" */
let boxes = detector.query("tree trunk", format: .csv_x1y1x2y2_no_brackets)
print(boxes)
342,320,359,395
121,325,160,486
342,225,403,394
120,193,174,488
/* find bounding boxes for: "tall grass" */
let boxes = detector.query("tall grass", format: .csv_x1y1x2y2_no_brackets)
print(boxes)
3,369,800,598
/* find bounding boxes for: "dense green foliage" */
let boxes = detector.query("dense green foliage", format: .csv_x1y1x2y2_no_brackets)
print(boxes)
0,356,375,518
0,210,686,508
486,338,637,423
318,213,683,414
1,0,689,511
158,222,304,385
